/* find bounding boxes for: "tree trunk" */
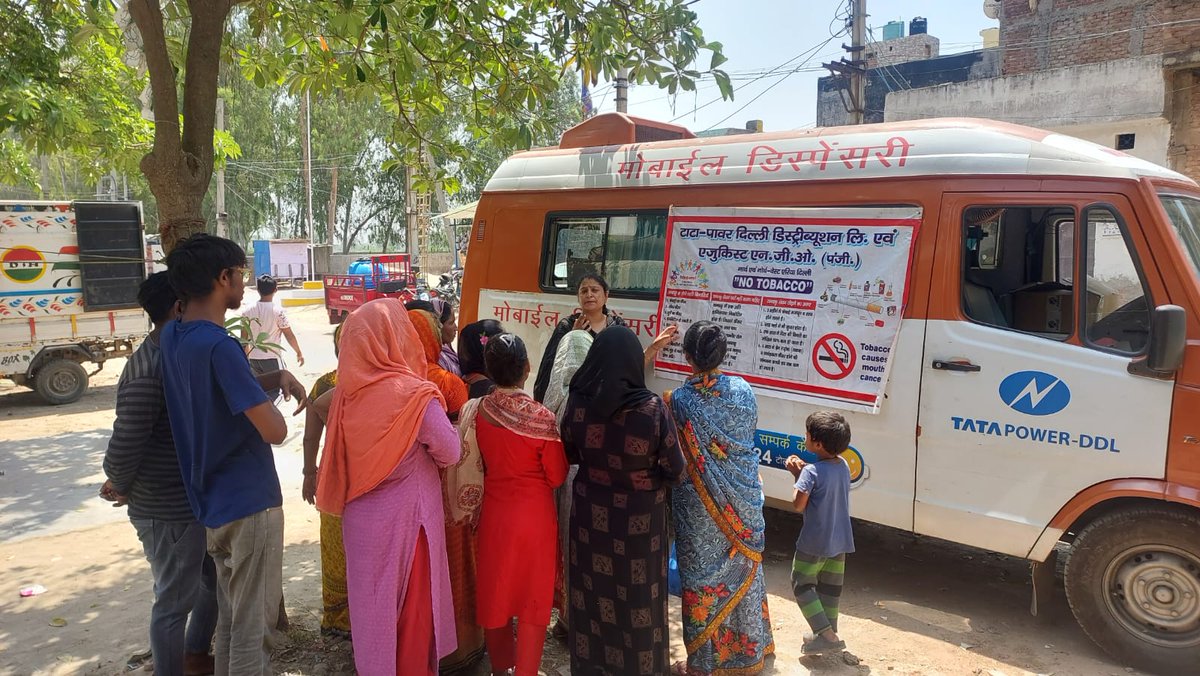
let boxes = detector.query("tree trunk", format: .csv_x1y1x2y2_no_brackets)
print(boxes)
340,184,355,254
327,165,338,250
129,0,238,253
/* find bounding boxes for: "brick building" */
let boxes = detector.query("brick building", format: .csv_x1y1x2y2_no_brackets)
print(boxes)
864,32,940,69
999,0,1200,75
880,1,1200,180
995,0,1200,178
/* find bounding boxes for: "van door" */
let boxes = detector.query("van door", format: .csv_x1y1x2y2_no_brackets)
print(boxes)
915,194,1173,557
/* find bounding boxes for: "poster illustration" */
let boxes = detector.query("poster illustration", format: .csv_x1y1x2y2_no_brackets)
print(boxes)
654,207,920,413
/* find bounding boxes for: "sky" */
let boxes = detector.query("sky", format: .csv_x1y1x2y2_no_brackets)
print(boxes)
592,0,999,133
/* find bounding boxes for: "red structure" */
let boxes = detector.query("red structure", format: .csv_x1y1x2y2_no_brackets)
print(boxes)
322,254,416,324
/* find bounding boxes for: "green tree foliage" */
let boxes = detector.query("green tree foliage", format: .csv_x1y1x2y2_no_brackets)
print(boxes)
7,1,729,253
0,1,151,188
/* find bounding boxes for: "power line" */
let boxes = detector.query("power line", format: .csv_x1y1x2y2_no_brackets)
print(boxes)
704,69,802,132
935,16,1200,54
670,37,836,123
866,26,910,92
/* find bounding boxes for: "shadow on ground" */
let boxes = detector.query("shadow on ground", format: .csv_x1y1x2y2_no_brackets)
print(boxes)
0,429,117,541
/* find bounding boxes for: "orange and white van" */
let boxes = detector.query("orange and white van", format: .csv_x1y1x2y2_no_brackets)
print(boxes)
459,113,1200,670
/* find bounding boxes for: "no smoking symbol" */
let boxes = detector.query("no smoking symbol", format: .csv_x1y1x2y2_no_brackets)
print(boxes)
813,333,857,380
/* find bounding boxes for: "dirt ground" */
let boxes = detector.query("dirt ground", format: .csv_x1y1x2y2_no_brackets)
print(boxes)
0,303,1147,675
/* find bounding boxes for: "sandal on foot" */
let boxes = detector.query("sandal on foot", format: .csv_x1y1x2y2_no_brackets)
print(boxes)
802,634,846,655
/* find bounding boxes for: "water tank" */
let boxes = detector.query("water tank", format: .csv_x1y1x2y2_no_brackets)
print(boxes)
347,258,383,289
883,20,905,41
910,17,928,35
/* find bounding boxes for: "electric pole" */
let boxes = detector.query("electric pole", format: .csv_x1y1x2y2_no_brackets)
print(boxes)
301,90,314,277
850,0,867,124
215,97,228,237
405,163,420,272
615,67,629,114
823,0,868,125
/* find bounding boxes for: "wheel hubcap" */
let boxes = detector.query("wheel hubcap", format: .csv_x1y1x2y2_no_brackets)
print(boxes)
50,370,78,395
1104,545,1200,648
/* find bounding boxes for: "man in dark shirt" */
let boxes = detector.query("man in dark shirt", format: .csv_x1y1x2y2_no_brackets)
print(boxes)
159,234,307,676
101,272,217,676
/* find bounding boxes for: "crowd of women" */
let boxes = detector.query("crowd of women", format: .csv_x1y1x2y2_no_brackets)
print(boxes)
302,273,775,676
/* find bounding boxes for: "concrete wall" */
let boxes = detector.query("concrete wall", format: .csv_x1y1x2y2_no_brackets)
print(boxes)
885,56,1166,128
999,0,1200,76
1047,118,1171,167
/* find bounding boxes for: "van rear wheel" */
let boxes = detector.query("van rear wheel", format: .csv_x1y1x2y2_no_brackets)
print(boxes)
34,359,88,405
1065,505,1200,673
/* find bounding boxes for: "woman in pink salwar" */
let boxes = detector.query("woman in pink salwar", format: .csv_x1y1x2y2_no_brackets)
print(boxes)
316,298,461,675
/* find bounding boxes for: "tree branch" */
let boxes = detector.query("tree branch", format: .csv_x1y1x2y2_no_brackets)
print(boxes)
354,202,391,231
128,0,180,158
179,0,233,172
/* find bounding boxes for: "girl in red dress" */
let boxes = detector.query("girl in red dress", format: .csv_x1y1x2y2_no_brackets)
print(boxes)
463,333,569,675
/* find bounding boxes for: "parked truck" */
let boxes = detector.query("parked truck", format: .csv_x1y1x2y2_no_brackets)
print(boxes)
322,253,417,323
1,201,148,404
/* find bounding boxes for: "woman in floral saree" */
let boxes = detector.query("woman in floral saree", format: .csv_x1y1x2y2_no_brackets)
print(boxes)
666,321,774,675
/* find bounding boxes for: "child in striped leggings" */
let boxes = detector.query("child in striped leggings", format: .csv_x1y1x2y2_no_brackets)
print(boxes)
786,411,856,655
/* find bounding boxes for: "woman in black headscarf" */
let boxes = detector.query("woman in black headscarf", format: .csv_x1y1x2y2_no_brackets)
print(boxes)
457,319,506,399
560,326,686,675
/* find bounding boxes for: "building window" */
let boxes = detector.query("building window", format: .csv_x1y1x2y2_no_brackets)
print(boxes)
1116,133,1136,151
543,212,668,295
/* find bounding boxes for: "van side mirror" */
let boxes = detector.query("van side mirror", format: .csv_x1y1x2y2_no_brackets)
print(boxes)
1147,305,1186,373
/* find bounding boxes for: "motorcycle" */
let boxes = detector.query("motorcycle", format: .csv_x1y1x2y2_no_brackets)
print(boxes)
433,268,463,306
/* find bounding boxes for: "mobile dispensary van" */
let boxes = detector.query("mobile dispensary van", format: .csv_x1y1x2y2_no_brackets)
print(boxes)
459,114,1200,671
1,201,148,404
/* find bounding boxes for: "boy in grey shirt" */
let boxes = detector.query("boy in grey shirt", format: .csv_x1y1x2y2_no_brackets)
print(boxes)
101,272,217,676
786,410,856,655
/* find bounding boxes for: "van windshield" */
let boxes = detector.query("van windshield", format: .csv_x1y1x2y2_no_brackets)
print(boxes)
1159,194,1200,278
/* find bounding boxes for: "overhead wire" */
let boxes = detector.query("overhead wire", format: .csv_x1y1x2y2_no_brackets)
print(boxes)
669,36,836,124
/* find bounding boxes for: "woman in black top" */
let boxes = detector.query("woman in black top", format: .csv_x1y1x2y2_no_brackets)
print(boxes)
533,273,625,402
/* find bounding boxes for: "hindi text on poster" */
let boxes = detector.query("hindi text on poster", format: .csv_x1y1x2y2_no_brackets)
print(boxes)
654,207,921,414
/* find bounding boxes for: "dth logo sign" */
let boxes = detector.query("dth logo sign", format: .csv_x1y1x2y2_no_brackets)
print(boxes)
998,370,1071,416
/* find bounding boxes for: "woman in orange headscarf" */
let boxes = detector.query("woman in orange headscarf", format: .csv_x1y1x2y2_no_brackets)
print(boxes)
318,300,461,676
407,308,483,672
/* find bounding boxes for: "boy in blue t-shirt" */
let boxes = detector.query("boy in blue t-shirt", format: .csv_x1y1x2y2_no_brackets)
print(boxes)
161,234,307,675
786,410,855,655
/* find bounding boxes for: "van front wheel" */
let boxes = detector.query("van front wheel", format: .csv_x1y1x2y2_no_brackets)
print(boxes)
1065,505,1200,673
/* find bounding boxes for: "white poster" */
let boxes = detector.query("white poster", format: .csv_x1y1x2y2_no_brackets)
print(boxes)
655,207,921,414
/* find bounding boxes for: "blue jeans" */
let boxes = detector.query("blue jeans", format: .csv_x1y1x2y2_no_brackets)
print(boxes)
131,518,219,676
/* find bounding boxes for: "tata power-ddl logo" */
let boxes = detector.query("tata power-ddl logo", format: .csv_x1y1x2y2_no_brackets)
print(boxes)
948,370,1121,452
998,370,1071,416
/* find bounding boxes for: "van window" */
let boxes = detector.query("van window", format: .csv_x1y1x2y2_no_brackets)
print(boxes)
1083,207,1150,354
543,212,668,294
1159,194,1200,278
961,205,1075,339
